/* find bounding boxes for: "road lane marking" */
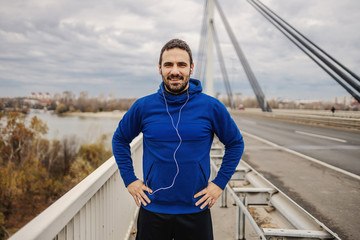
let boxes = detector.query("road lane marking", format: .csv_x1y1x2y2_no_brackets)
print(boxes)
295,131,347,143
289,145,360,150
240,119,257,125
242,131,360,181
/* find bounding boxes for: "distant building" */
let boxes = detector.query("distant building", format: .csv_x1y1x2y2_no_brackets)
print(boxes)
30,92,37,99
108,93,115,101
44,92,51,100
350,96,360,109
62,91,75,102
53,93,61,101
37,92,43,100
24,98,40,106
79,91,89,99
98,93,105,102
29,92,51,100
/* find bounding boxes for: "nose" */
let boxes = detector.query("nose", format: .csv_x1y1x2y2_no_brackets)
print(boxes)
170,65,180,75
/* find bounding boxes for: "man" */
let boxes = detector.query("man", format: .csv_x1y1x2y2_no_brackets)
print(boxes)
112,39,244,240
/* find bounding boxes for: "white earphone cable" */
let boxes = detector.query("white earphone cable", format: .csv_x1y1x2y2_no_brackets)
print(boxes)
147,85,190,195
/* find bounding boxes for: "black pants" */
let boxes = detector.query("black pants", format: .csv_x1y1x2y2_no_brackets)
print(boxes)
136,207,214,240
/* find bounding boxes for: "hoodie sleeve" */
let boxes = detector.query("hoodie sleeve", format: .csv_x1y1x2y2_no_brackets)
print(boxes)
112,100,143,187
210,100,244,189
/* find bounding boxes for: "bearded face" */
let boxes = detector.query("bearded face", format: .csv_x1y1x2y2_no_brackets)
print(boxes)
159,48,193,95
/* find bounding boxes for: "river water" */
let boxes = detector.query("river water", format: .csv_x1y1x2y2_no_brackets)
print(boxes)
27,110,122,147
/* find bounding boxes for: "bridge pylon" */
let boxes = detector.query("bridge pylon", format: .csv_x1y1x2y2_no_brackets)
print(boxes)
197,0,272,112
204,0,215,97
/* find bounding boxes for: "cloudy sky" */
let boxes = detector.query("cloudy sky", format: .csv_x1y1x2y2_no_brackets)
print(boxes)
1,0,359,101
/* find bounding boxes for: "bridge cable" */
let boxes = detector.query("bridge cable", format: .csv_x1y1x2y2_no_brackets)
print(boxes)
214,0,272,112
248,0,360,102
216,0,270,111
250,0,360,93
211,23,235,108
254,0,360,83
247,0,360,103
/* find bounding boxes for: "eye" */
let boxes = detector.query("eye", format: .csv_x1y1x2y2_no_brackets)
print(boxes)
178,62,187,67
163,62,173,68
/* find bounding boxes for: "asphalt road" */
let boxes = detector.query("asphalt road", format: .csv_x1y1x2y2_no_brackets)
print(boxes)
233,115,360,176
229,114,360,239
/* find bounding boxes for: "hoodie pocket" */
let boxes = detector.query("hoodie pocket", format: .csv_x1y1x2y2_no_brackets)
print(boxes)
146,161,209,206
198,161,208,185
144,161,155,188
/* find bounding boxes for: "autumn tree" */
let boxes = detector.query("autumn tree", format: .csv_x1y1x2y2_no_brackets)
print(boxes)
0,112,113,239
0,112,51,236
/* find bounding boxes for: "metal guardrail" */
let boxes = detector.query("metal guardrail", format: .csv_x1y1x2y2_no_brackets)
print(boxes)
210,141,341,239
231,109,360,131
267,112,360,130
9,135,143,240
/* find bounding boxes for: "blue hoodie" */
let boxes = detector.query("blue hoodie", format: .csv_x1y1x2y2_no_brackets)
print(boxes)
112,79,244,214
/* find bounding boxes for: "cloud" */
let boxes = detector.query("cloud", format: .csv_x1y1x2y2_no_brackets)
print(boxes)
0,0,359,101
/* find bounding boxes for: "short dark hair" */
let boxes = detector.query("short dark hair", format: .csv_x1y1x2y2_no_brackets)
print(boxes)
159,39,193,66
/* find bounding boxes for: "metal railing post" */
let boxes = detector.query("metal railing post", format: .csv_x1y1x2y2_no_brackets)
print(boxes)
236,195,247,240
221,187,227,208
236,205,240,240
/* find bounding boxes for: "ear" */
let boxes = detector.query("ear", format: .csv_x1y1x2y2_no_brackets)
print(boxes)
190,63,194,74
159,64,162,74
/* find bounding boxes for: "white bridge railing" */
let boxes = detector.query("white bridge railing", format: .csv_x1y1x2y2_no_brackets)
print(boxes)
9,135,143,240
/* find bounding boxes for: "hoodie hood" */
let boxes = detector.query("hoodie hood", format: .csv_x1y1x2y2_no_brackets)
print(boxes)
157,78,202,104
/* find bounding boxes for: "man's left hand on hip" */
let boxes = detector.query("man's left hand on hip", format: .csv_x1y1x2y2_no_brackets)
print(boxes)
194,182,223,209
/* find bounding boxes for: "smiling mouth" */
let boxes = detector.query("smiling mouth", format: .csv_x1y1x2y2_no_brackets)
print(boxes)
168,75,183,81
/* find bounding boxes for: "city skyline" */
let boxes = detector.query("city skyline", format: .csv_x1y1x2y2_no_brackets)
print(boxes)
0,0,359,101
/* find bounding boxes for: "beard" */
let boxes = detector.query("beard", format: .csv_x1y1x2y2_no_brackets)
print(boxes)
162,74,190,95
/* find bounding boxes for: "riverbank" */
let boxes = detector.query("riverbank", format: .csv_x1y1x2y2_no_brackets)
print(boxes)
63,111,125,119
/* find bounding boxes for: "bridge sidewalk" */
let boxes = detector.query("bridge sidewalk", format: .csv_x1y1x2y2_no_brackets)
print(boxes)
211,191,260,240
211,193,237,240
